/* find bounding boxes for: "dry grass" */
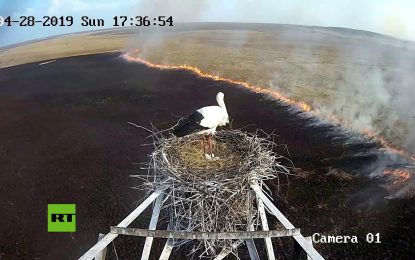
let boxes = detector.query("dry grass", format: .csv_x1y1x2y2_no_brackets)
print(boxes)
166,134,248,177
325,167,356,181
0,33,127,68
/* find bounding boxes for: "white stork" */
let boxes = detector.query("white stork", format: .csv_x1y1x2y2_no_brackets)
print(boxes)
173,92,229,159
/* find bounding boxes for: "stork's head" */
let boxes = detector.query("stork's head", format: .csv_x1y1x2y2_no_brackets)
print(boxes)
216,91,224,100
216,92,229,126
216,92,226,110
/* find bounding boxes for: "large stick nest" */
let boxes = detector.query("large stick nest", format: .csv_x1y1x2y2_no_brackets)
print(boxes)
134,130,291,258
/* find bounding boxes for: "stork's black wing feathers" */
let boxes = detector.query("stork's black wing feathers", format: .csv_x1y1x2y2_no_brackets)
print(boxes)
173,111,208,137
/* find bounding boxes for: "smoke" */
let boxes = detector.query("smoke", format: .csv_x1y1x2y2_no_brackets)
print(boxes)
124,1,415,198
266,28,415,198
128,20,415,155
260,24,415,156
312,41,415,154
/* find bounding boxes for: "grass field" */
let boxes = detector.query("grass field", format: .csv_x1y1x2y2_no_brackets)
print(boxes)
1,23,414,153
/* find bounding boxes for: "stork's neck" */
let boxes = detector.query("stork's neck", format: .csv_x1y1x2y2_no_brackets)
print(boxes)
217,97,227,112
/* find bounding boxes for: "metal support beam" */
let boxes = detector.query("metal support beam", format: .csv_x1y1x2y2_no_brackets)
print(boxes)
250,183,324,260
258,197,276,260
244,189,259,260
141,193,164,260
110,227,300,239
94,233,107,260
305,237,314,260
245,239,260,260
78,191,162,260
159,239,174,260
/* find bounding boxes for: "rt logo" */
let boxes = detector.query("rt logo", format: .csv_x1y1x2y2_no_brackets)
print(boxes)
48,204,76,232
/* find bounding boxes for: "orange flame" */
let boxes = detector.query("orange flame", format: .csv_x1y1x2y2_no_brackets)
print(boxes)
363,128,410,158
123,49,415,162
383,169,412,186
123,49,311,112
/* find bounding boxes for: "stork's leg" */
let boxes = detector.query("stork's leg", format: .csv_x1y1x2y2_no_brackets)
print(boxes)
206,135,210,156
208,134,213,158
201,135,206,155
203,135,212,160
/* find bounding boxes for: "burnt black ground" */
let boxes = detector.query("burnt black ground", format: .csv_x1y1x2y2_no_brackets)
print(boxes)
0,53,413,259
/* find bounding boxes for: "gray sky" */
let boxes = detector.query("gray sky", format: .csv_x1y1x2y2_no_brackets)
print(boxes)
1,0,414,47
